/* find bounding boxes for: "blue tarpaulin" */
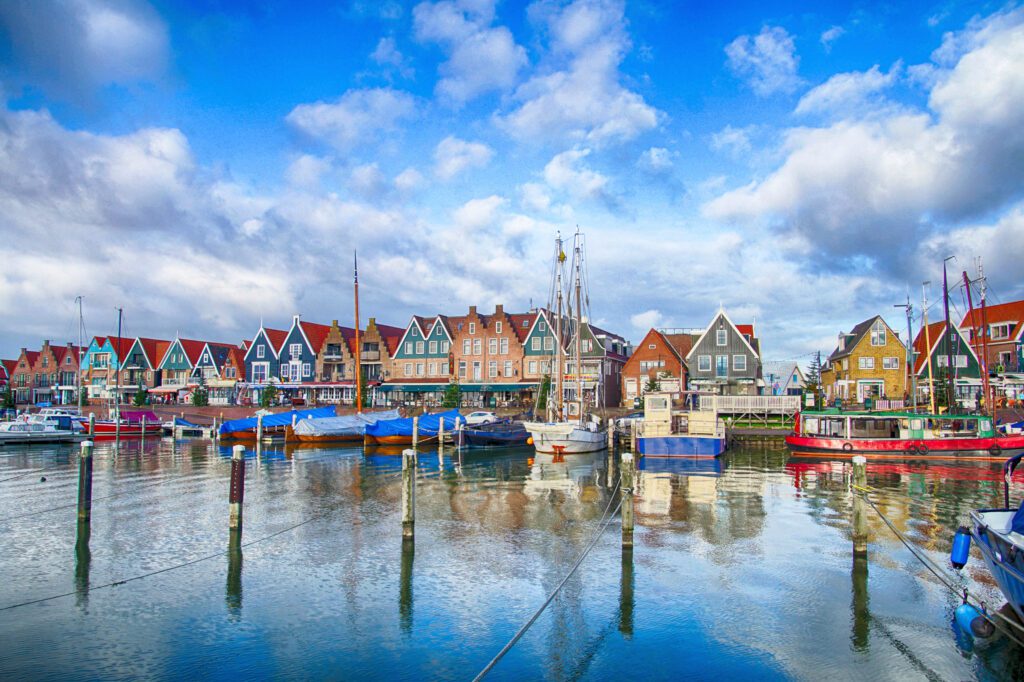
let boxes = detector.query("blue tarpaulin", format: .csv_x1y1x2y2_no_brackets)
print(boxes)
175,417,201,428
293,409,401,437
219,407,336,435
364,409,462,438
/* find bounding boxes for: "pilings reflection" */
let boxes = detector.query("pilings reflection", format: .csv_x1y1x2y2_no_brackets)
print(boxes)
227,531,243,617
619,547,634,638
74,520,91,610
400,539,414,634
851,554,870,651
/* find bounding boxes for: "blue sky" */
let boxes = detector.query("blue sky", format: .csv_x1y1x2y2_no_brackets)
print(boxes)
0,0,1021,364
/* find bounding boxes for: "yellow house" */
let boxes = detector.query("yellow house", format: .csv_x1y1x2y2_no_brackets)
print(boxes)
820,316,908,403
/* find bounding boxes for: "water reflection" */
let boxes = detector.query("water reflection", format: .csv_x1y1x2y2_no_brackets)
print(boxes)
74,520,90,611
226,532,242,619
399,540,414,635
619,547,634,638
851,554,869,651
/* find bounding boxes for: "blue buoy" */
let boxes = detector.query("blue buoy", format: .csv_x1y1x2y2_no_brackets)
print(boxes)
951,526,971,569
955,603,995,639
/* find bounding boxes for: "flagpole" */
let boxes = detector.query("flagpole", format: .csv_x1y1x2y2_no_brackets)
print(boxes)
354,252,362,414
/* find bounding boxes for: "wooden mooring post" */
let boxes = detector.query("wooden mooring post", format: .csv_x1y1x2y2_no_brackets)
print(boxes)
412,416,419,450
77,440,94,523
852,455,867,557
402,449,416,540
438,416,445,458
630,420,637,453
88,413,95,436
621,452,635,549
229,444,245,533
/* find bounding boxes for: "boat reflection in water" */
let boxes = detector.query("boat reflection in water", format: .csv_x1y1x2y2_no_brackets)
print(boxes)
525,451,605,498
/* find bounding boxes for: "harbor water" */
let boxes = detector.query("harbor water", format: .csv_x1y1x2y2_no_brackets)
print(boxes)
2,439,1024,680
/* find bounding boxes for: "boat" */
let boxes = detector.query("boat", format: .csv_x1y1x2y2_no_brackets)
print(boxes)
218,406,337,441
0,415,84,445
956,452,1024,624
523,231,607,455
286,409,401,443
82,410,163,439
363,409,462,446
634,392,726,457
786,408,1024,458
460,420,530,447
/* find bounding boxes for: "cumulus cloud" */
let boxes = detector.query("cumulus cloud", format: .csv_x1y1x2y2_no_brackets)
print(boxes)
413,0,527,104
725,25,802,96
496,0,662,146
794,63,901,116
453,195,506,229
370,36,414,79
630,309,662,330
285,154,332,188
705,9,1024,274
820,25,845,52
0,0,169,99
286,87,417,152
433,135,494,180
394,167,425,193
711,125,756,157
543,148,611,203
638,147,675,174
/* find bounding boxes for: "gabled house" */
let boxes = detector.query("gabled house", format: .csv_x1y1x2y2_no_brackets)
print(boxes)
315,320,357,388
48,342,83,405
564,320,629,410
276,316,333,403
361,318,404,384
684,311,762,396
761,361,807,396
520,310,557,385
959,300,1024,374
12,347,39,405
189,341,243,405
0,359,16,391
387,314,459,404
118,337,171,399
621,328,691,406
820,316,906,403
912,321,982,407
243,325,288,400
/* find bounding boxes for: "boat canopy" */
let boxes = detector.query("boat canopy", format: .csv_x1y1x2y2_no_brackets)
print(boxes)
364,409,462,438
121,410,159,423
293,410,402,436
218,406,336,435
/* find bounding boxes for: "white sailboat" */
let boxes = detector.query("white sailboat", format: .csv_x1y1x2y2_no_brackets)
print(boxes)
524,231,607,455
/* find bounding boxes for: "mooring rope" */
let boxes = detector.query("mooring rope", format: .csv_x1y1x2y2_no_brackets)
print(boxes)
853,485,1024,647
472,474,624,681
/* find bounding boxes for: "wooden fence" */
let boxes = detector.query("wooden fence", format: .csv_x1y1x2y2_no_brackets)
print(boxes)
698,395,801,423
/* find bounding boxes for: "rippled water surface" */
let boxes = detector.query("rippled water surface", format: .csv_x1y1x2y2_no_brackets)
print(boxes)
2,438,1024,680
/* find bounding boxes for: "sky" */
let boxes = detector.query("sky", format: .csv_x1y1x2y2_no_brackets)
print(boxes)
0,0,1022,365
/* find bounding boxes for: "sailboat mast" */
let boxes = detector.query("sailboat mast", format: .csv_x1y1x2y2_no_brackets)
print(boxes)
553,235,564,422
574,232,584,425
354,252,362,414
76,296,83,412
942,258,955,411
922,284,936,414
963,269,989,416
115,307,122,442
979,259,992,412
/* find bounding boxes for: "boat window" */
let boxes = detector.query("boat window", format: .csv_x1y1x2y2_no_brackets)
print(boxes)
911,419,923,430
804,417,819,434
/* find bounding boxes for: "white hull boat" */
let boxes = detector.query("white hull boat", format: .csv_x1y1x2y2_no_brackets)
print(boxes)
523,421,606,454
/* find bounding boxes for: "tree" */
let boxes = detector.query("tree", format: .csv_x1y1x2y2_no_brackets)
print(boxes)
807,352,822,386
261,384,278,408
536,375,551,413
644,375,660,393
442,381,462,408
132,389,147,407
192,386,209,407
1,388,14,409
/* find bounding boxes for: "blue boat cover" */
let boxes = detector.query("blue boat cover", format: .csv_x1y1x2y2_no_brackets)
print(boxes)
1012,503,1024,535
293,409,402,436
174,417,201,427
219,406,336,435
364,409,462,438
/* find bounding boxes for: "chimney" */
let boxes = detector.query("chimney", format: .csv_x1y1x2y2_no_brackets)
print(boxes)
369,317,376,325
495,304,504,317
293,314,300,326
837,332,845,351
332,319,338,327
469,305,477,316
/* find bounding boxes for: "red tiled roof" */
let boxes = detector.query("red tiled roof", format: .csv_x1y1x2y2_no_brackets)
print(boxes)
176,339,212,366
264,328,288,353
912,321,946,374
736,324,754,337
110,337,134,359
91,336,108,349
136,337,171,369
227,347,246,368
299,321,333,354
509,313,537,342
20,350,40,367
1,359,16,377
960,299,1024,342
375,323,405,355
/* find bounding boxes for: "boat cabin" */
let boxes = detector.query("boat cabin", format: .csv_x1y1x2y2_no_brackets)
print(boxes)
797,410,996,440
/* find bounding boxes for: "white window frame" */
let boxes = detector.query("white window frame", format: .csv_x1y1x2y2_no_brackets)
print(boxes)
416,362,424,376
698,355,711,372
441,341,449,353
256,346,265,359
415,341,424,354
733,354,746,371
716,329,727,346
500,338,508,354
489,338,498,354
870,321,886,346
469,323,476,334
488,361,497,378
405,342,413,354
404,363,412,377
529,360,538,374
473,361,482,380
429,340,437,354
859,357,875,369
495,322,502,333
290,343,302,359
504,360,513,377
463,339,471,355
473,339,482,355
882,357,899,370
539,321,546,331
458,361,467,379
302,363,311,378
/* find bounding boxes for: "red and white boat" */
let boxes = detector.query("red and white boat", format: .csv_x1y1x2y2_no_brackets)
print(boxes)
786,409,1024,459
80,410,163,439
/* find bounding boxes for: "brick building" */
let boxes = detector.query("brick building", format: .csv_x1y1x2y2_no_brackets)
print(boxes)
620,328,691,407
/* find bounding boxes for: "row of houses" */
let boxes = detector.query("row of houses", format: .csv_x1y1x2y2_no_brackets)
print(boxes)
0,305,631,409
819,300,1024,406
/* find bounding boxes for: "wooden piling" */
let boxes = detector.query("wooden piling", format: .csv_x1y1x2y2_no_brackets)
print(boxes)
852,455,867,557
88,413,95,436
621,452,635,549
77,440,94,523
438,417,445,457
402,449,416,540
229,444,245,533
456,418,463,451
630,420,637,453
412,415,419,450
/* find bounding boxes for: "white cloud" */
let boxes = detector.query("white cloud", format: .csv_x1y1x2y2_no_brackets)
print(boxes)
820,25,845,52
286,88,417,152
710,125,756,157
630,309,662,330
725,26,802,96
370,36,414,79
705,10,1024,272
638,147,674,173
453,195,506,229
519,182,552,213
496,0,662,146
349,163,388,199
795,63,901,116
543,148,610,202
0,0,169,99
285,154,332,188
394,167,425,193
433,135,494,180
414,0,526,104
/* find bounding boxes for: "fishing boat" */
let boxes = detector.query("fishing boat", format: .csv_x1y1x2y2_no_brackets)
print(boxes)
363,409,462,446
786,409,1024,458
635,392,726,457
83,410,163,439
524,231,607,455
952,452,1024,625
0,416,84,445
460,420,530,447
286,409,401,443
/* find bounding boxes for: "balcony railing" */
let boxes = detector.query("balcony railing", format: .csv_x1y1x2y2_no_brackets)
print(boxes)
322,353,344,361
360,351,381,361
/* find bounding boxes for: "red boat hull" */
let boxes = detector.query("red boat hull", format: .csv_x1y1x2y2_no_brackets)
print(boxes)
785,433,1024,459
81,421,163,439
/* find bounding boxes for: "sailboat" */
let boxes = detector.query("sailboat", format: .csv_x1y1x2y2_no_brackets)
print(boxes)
524,231,607,454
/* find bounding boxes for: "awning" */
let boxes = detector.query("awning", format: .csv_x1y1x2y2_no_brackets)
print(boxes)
459,383,538,391
205,379,237,388
148,385,184,394
380,384,447,393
